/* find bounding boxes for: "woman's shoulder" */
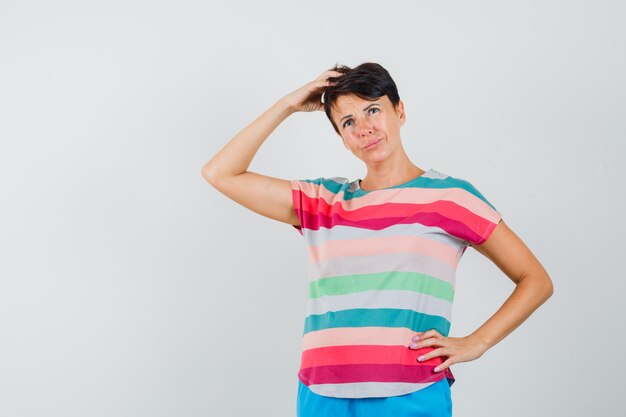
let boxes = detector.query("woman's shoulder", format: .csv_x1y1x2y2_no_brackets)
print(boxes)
430,169,500,212
293,176,352,185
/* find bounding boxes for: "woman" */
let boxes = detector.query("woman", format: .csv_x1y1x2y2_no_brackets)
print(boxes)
202,62,553,417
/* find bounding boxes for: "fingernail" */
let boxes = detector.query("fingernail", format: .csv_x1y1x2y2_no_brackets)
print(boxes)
412,336,420,341
410,343,418,349
418,356,425,362
434,367,440,372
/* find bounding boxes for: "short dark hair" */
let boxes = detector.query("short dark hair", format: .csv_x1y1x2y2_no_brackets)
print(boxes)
322,62,401,135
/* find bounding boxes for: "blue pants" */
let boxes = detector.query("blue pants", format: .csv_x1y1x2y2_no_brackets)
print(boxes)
296,379,452,417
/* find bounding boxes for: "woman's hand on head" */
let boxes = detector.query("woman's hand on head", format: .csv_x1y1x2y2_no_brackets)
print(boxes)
280,69,343,113
408,329,490,372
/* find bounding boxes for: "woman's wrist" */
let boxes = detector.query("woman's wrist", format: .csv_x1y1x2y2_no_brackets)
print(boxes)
467,332,492,353
275,97,298,116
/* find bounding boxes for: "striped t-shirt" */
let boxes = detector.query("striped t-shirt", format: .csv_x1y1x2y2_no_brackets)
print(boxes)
289,168,502,398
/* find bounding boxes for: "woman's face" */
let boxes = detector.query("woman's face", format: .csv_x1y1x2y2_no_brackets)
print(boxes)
331,93,406,164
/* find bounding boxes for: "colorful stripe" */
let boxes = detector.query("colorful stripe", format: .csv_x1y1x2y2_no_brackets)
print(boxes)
306,249,457,284
301,345,446,368
302,327,420,350
303,308,450,335
305,291,452,317
299,364,446,385
308,272,454,301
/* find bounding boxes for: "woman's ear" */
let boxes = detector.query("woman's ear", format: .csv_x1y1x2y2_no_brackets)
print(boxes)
396,100,406,126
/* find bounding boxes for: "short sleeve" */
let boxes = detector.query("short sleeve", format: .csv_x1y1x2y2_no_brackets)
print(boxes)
453,179,503,246
289,178,324,237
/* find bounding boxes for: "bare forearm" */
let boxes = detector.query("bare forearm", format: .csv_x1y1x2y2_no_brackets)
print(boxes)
202,98,295,179
470,273,554,351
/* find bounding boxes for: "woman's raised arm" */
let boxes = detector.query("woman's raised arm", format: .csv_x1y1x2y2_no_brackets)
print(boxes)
201,70,341,226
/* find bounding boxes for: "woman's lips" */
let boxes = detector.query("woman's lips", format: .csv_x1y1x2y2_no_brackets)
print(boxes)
362,138,383,150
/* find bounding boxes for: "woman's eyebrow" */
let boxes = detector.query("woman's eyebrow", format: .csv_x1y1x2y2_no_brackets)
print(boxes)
340,103,380,123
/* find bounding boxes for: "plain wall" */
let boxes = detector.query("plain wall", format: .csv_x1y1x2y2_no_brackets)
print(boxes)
1,1,624,416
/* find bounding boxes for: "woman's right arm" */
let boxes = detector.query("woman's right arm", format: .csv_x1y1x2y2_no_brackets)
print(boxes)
200,70,341,227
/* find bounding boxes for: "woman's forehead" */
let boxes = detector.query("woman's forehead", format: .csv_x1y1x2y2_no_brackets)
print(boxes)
332,94,391,115
336,94,383,106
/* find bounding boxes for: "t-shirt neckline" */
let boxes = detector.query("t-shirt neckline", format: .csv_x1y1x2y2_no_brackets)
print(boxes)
356,168,432,193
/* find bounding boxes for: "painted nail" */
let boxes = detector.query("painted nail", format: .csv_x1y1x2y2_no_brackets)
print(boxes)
434,367,440,372
412,336,420,341
418,356,425,362
410,343,418,349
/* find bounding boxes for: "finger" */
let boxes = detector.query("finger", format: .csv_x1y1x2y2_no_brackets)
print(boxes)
417,348,446,362
411,332,424,342
310,80,335,91
410,337,441,350
314,75,338,86
421,329,443,340
428,329,442,337
412,331,436,342
318,70,340,80
434,358,453,372
317,71,343,84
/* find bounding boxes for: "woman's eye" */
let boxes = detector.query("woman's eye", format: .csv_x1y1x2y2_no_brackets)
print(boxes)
342,108,378,128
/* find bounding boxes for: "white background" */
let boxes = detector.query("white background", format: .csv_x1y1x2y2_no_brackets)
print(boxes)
1,1,624,416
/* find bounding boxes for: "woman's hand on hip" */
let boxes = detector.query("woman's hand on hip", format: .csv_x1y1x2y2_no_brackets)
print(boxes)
408,329,490,372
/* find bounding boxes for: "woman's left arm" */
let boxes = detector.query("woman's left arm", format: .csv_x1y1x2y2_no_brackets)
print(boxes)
409,219,554,371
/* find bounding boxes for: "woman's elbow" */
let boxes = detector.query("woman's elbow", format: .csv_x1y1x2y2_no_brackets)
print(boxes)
201,163,218,183
538,273,554,301
521,271,554,303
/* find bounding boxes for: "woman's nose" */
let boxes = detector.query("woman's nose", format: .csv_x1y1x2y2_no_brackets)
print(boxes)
358,119,374,134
